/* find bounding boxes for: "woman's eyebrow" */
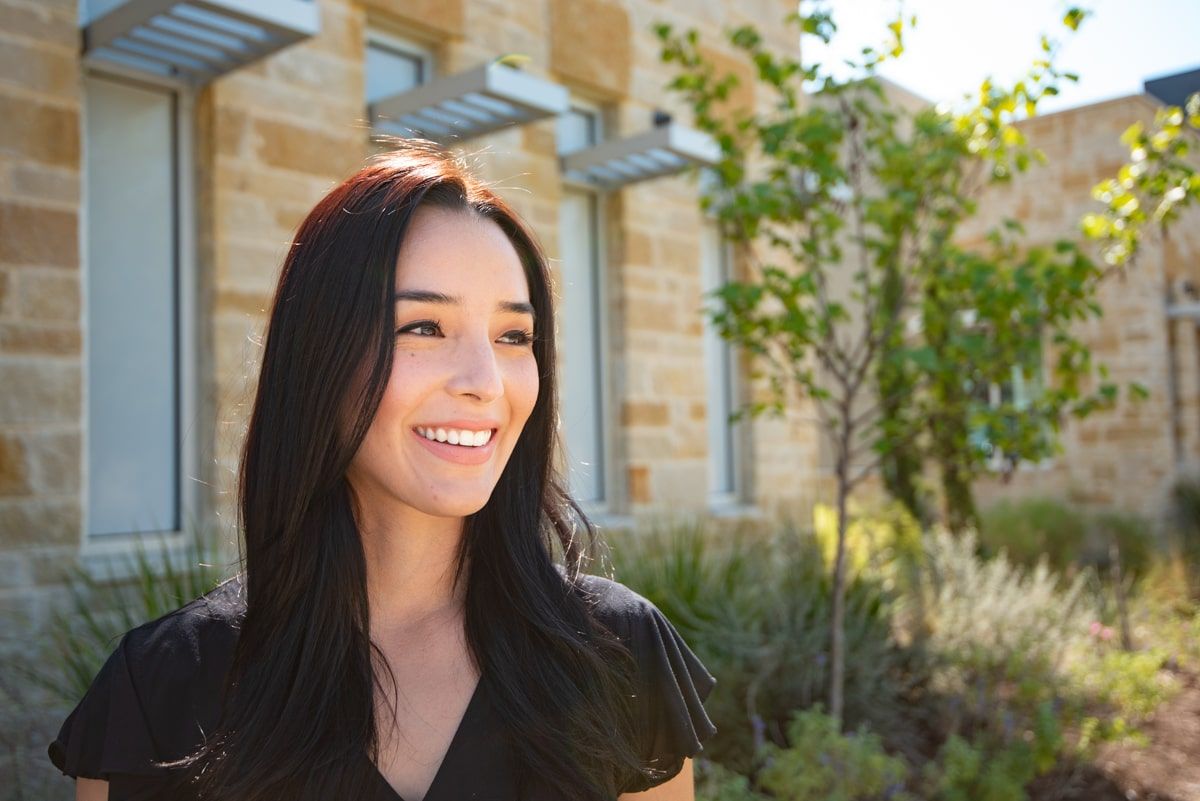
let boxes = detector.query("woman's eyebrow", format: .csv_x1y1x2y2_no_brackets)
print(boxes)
394,289,535,319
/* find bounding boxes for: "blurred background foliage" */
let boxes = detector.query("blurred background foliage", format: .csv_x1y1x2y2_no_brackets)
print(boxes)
603,488,1198,801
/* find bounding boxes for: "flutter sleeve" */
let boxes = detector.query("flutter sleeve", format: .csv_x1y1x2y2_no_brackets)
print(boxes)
622,598,718,793
47,632,169,786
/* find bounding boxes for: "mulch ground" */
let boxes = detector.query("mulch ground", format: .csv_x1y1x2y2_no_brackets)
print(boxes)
1029,666,1200,801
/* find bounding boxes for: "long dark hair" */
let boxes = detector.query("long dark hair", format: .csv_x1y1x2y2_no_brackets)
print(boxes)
169,142,645,799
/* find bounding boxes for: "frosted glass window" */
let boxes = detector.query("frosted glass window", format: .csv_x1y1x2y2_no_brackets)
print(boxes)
556,105,606,504
85,74,179,537
558,190,604,503
556,107,596,156
365,33,429,104
700,221,739,499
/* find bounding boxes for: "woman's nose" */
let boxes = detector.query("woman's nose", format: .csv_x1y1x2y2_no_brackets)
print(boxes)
446,334,504,402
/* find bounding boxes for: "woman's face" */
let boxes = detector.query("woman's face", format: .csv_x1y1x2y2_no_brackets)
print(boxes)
346,205,540,522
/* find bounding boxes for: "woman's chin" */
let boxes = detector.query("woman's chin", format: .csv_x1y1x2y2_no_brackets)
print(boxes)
412,489,494,520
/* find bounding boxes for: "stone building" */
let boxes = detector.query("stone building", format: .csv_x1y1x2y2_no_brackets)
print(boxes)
965,82,1200,523
1,0,1197,792
2,0,1197,639
0,0,809,706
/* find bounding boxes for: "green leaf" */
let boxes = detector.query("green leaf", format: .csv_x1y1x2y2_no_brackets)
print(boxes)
906,346,938,371
1063,7,1087,31
493,53,531,68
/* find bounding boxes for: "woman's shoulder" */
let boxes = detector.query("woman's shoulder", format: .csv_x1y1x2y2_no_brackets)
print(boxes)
568,570,719,792
569,571,660,637
120,573,245,676
48,574,247,781
569,571,712,689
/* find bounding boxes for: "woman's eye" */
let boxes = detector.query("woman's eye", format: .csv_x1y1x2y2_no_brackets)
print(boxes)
500,329,535,346
398,320,442,337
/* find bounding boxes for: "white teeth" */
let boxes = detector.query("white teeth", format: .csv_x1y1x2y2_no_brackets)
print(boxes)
415,426,494,447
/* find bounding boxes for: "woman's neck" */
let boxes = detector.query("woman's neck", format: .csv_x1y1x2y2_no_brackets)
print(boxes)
358,505,468,633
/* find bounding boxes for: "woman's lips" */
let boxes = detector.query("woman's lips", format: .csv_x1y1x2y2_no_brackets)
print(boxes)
411,428,498,466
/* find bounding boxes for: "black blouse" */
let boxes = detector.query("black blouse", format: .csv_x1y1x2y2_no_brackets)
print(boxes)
47,571,717,800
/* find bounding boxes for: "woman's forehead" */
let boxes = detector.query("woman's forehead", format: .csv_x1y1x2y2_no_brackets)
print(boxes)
395,206,529,299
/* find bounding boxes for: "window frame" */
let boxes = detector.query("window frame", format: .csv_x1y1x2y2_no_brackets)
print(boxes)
556,98,615,514
700,222,746,509
78,66,200,579
364,26,436,103
966,324,1055,475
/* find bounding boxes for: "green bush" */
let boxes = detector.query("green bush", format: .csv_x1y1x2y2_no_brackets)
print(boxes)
1067,646,1178,752
914,528,1096,688
902,526,1097,773
754,705,914,801
1170,477,1200,600
921,699,1061,801
978,498,1157,581
977,498,1087,575
605,519,920,774
1086,510,1156,580
696,760,771,801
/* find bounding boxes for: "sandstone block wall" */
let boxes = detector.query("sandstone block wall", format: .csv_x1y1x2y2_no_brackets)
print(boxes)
0,0,825,666
0,2,84,793
0,0,82,650
966,95,1200,526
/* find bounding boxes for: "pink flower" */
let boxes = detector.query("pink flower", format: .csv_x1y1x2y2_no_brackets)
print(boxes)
1089,621,1103,636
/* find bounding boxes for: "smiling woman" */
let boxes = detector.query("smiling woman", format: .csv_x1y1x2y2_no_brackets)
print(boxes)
48,141,716,801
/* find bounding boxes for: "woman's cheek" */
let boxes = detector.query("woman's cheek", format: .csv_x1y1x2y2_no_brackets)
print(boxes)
510,356,540,418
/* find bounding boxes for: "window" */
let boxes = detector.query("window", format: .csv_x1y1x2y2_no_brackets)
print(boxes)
966,330,1050,472
557,103,608,506
83,72,195,542
364,29,433,105
700,220,742,504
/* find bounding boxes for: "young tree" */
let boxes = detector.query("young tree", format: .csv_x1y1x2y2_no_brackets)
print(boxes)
1084,91,1200,267
655,8,1142,725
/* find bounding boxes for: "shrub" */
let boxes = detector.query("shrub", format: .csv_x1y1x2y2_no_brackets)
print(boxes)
978,497,1157,581
914,528,1096,689
1085,510,1156,581
921,699,1061,801
755,705,914,801
696,760,771,801
977,498,1086,575
902,526,1098,772
605,519,919,774
1067,646,1178,753
811,501,924,588
1169,477,1200,600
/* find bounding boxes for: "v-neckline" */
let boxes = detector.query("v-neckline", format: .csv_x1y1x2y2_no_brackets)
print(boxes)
369,677,485,801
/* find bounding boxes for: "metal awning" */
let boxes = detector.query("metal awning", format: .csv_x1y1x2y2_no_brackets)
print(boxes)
560,123,721,190
370,62,570,143
81,0,319,86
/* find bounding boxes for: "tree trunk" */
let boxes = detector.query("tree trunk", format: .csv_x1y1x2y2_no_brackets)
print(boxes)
877,263,932,528
829,457,849,727
928,399,979,534
940,455,979,534
882,440,931,527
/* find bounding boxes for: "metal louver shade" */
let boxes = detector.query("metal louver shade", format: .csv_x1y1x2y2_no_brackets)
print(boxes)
81,0,319,85
370,62,570,143
560,123,721,190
